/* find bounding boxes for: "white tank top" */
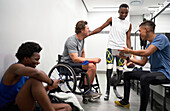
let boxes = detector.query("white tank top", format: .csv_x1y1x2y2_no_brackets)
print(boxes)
107,17,130,49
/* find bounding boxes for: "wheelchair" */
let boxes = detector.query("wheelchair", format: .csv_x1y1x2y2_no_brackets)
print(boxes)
48,55,101,104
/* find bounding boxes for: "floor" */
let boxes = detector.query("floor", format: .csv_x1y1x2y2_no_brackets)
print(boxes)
76,73,153,111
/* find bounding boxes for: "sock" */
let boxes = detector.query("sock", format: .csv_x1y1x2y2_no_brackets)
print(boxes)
84,85,90,93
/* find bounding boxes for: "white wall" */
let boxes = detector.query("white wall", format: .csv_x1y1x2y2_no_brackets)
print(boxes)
0,0,87,80
0,1,170,77
155,14,170,33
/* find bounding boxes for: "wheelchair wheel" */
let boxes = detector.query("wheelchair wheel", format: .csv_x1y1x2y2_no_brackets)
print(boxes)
48,63,77,93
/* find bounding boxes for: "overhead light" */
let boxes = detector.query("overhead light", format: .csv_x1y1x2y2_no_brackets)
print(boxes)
130,0,143,5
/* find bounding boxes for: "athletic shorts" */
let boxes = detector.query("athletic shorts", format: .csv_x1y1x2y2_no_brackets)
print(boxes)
68,63,82,69
106,48,124,67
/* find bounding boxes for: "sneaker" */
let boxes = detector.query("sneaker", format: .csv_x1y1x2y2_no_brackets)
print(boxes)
83,93,97,103
104,94,109,101
104,90,109,101
92,90,102,96
90,91,102,99
115,100,130,108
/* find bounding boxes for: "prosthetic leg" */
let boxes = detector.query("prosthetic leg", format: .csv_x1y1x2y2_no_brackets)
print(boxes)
104,67,113,101
104,49,124,100
112,67,123,99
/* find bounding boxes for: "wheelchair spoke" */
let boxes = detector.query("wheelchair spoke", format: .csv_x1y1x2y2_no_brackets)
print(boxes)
48,64,77,93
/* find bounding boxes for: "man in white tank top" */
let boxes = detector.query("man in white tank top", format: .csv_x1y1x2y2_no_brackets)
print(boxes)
88,4,132,100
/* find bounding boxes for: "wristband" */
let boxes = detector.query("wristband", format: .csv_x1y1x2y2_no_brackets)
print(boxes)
49,79,54,86
82,60,94,65
126,57,130,61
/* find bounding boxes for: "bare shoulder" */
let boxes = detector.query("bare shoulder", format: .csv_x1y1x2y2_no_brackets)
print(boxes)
8,63,25,71
8,63,35,76
3,63,25,85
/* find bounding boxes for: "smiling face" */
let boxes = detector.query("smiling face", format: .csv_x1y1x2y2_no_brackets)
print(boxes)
25,52,40,68
81,24,90,36
118,7,129,20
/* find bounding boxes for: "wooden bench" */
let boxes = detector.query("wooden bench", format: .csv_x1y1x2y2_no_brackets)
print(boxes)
150,84,170,111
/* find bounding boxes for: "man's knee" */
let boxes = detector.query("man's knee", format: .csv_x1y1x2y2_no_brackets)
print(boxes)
25,78,43,88
140,75,148,86
123,72,132,80
88,63,96,71
123,72,129,78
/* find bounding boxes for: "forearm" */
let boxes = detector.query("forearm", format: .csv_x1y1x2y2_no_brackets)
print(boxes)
31,70,52,85
128,45,157,57
126,39,131,49
129,49,148,57
126,62,133,66
73,57,92,63
129,57,147,66
88,28,102,36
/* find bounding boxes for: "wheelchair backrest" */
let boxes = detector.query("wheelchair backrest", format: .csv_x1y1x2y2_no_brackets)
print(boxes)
58,55,64,63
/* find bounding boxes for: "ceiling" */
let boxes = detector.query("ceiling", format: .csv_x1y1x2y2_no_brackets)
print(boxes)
82,0,170,15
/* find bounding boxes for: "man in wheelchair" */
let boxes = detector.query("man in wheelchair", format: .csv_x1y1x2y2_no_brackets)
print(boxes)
62,20,102,100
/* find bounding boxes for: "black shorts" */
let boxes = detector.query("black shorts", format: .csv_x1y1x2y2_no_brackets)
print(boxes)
68,63,82,69
3,101,20,111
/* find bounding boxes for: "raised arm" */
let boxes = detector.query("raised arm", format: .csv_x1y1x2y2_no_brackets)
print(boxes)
88,17,112,36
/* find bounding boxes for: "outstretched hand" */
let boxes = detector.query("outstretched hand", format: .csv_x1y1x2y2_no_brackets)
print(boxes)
118,47,130,54
93,58,101,63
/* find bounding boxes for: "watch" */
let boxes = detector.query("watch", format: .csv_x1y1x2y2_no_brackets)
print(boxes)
49,79,54,86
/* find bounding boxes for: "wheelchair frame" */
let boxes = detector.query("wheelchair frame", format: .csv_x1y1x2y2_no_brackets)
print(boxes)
48,55,101,103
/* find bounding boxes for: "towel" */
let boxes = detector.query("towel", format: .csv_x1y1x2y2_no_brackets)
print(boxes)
51,92,84,111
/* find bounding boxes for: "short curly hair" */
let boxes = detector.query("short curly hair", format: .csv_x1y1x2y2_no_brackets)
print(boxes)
119,3,129,9
75,20,88,34
15,42,42,61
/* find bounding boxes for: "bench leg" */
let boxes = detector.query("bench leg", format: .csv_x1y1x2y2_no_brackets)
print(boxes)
163,88,166,111
163,96,166,111
137,80,140,95
150,90,153,110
